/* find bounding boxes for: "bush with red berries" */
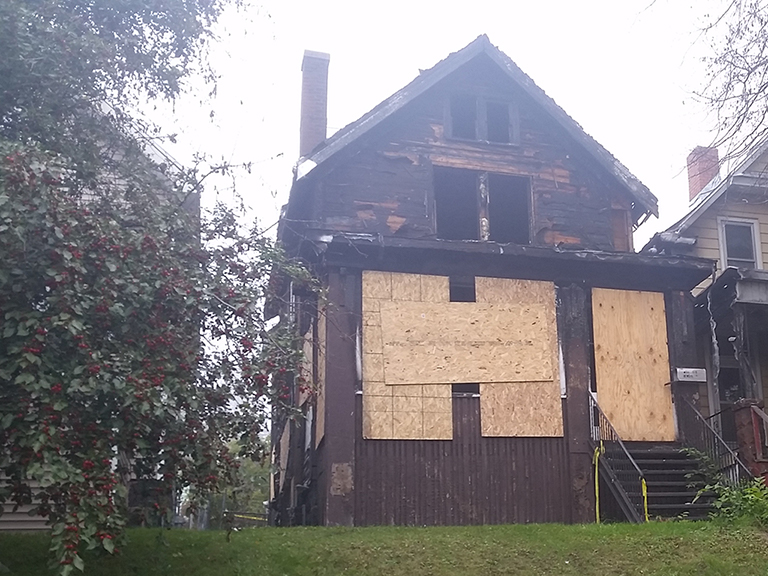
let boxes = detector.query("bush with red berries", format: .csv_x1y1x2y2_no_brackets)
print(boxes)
0,144,314,574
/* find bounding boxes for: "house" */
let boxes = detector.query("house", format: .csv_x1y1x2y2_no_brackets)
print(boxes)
271,36,716,527
645,142,768,471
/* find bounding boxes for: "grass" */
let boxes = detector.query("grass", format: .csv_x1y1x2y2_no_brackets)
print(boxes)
1,522,768,575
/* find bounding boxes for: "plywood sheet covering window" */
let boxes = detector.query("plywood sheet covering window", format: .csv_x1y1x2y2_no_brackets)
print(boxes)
379,301,554,384
362,271,562,439
362,272,452,440
592,288,674,442
476,277,562,437
480,382,562,436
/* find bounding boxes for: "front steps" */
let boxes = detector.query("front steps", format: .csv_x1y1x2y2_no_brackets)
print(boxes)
624,443,715,520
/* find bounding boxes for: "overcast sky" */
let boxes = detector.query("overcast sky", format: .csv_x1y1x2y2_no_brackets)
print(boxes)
157,0,728,247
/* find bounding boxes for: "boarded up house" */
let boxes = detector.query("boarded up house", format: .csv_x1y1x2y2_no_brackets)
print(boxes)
645,141,768,479
272,36,718,526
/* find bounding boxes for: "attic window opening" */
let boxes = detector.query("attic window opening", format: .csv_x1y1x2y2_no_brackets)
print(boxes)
448,95,518,144
449,276,476,302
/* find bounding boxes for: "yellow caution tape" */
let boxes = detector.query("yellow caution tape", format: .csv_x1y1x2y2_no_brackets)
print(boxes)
232,513,266,521
641,477,649,523
593,444,601,524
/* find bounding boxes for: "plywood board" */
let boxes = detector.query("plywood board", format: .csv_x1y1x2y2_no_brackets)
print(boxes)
480,382,563,436
379,300,555,384
420,274,449,303
363,394,393,439
592,288,674,442
362,270,392,300
390,272,422,301
476,277,555,308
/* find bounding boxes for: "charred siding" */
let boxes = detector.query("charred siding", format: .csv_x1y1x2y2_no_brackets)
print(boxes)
354,395,571,525
316,56,630,251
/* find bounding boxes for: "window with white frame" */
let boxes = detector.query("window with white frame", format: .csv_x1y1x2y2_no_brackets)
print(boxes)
719,218,762,269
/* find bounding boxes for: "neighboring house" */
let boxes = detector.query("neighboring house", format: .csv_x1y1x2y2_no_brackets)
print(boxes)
272,36,714,527
645,142,768,449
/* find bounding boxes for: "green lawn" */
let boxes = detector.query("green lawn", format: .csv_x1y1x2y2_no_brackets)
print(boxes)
1,522,767,576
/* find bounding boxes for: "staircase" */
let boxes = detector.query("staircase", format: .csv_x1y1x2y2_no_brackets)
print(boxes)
625,443,714,519
589,391,750,523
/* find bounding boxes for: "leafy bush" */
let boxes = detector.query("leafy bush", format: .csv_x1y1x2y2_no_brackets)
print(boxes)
708,477,768,528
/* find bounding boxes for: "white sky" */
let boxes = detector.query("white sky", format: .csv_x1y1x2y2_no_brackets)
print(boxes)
157,0,729,248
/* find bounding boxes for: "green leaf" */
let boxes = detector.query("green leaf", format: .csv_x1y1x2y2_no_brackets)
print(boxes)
102,537,115,554
15,372,35,384
72,553,84,571
54,227,64,239
0,414,13,429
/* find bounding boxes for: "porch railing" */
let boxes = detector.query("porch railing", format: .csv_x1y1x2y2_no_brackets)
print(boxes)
588,391,647,523
677,397,751,486
750,405,768,462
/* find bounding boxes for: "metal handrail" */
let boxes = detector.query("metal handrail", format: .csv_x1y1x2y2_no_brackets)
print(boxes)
678,397,751,485
589,391,647,523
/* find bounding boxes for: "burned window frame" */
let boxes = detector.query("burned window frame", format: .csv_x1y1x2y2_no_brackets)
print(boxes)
433,166,531,245
446,93,520,145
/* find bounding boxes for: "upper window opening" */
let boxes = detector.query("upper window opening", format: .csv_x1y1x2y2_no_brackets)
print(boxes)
721,220,760,269
486,101,510,144
434,166,530,245
448,95,518,144
450,95,477,139
434,167,479,240
487,174,530,244
449,276,476,302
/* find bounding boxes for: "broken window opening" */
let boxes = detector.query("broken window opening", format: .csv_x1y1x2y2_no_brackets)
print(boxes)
451,383,480,397
486,101,510,144
449,94,476,139
434,167,479,240
449,276,476,302
487,173,530,244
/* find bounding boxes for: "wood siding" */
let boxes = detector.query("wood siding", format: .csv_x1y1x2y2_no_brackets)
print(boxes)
313,56,634,252
354,395,571,525
688,193,768,293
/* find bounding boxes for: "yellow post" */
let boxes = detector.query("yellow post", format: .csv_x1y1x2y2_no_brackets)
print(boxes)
592,445,601,524
641,477,649,522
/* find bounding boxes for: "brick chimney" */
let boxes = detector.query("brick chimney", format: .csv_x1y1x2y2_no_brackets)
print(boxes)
686,146,720,201
300,50,330,158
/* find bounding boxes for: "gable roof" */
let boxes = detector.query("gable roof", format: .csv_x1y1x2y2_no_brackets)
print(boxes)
662,136,768,237
295,34,658,220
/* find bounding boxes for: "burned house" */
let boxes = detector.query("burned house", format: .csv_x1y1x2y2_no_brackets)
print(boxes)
646,143,768,477
272,36,719,527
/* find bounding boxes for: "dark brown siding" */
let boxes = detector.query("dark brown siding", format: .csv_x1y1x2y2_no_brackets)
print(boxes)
354,395,571,525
